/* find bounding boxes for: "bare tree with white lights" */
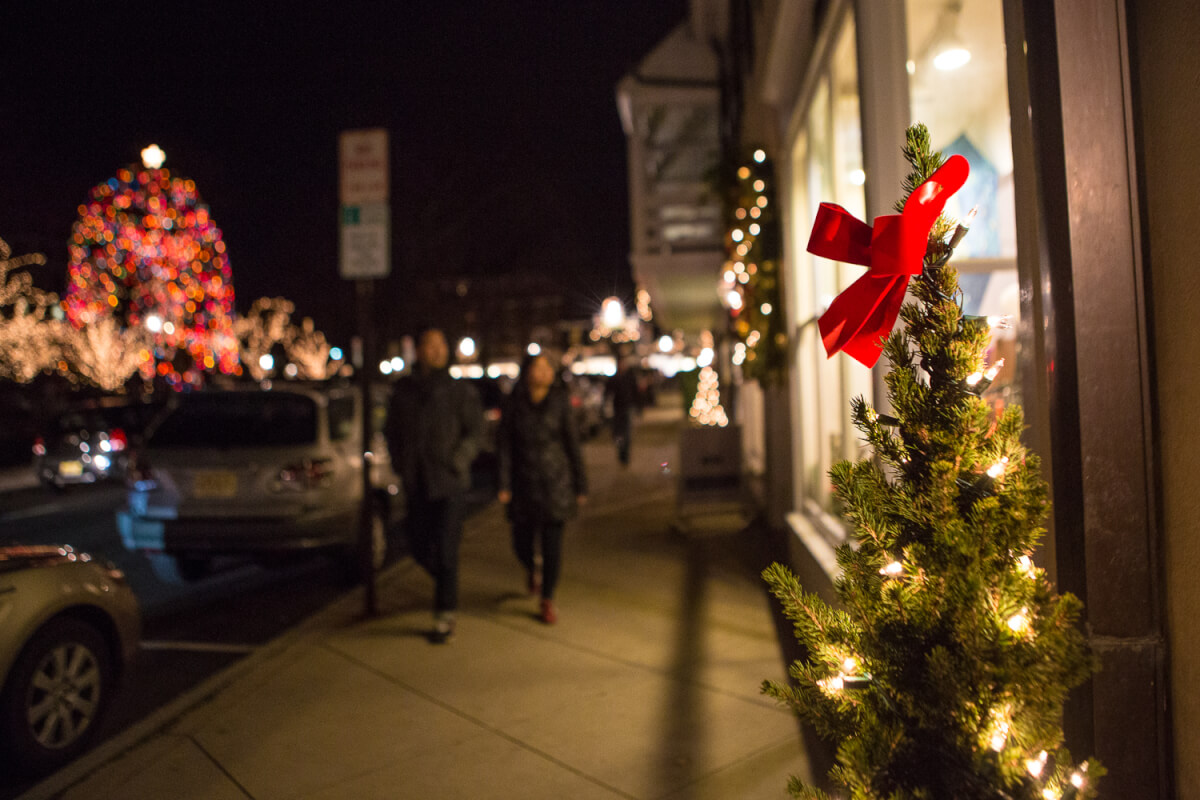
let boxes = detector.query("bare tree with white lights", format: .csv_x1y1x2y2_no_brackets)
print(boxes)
0,236,62,383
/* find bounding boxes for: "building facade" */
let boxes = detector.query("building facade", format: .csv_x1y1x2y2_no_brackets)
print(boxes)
624,1,1197,797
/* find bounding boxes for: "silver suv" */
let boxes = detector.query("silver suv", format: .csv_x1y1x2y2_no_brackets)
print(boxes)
116,385,398,583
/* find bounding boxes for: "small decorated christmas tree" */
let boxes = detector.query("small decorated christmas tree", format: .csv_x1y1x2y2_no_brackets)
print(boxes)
763,125,1102,799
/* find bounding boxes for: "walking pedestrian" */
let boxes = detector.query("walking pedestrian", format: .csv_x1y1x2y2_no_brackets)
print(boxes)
497,353,588,624
606,355,641,466
384,328,483,643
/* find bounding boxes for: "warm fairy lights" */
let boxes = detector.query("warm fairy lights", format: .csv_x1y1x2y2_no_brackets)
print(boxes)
1007,607,1031,634
688,365,729,427
988,706,1011,752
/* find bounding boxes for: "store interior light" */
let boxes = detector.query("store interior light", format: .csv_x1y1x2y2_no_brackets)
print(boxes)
933,41,971,71
931,1,971,71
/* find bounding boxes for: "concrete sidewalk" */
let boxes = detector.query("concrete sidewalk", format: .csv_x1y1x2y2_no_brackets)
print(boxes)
22,397,810,800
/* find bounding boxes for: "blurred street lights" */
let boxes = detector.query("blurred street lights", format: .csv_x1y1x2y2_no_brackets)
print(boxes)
141,144,166,169
601,297,625,329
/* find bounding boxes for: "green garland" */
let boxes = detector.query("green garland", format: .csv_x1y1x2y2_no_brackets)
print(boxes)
722,147,788,384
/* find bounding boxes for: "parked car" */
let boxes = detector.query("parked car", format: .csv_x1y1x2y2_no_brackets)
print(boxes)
0,543,140,777
33,397,164,490
116,385,399,584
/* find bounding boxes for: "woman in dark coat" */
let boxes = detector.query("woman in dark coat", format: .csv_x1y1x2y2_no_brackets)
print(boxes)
497,353,588,624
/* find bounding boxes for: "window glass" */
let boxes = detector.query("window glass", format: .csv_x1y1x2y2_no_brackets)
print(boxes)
150,392,318,448
790,12,867,525
906,0,1019,412
327,395,357,441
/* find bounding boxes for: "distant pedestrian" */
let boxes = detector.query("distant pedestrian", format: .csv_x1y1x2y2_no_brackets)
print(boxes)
605,355,641,466
497,353,588,624
384,328,483,643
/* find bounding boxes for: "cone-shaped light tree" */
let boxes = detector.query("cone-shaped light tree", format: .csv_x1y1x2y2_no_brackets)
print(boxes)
763,125,1102,799
62,146,240,388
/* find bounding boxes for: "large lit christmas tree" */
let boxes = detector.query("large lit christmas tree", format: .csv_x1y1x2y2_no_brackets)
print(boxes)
763,126,1102,799
62,146,240,388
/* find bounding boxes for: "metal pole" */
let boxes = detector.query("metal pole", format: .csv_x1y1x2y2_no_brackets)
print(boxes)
357,277,378,617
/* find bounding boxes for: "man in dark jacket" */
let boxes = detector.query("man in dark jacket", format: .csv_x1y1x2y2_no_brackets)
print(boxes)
605,355,641,466
384,328,483,643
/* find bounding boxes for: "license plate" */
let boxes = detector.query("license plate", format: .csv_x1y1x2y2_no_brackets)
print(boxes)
58,460,84,477
193,470,238,498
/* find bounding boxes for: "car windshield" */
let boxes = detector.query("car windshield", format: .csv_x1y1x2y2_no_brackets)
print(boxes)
53,401,163,434
149,392,318,448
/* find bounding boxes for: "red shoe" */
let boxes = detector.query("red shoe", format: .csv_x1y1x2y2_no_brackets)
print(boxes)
540,599,557,625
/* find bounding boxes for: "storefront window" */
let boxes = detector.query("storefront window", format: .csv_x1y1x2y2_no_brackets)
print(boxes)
789,13,866,528
906,0,1019,412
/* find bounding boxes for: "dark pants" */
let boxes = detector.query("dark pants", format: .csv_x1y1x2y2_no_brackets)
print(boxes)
612,411,632,464
511,518,564,600
404,492,464,613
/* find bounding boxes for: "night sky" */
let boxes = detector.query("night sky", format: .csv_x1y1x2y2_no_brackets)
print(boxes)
1,2,688,345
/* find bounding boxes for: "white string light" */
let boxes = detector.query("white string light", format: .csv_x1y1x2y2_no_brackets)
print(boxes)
1007,608,1031,633
817,674,845,693
1025,750,1049,777
988,706,1011,752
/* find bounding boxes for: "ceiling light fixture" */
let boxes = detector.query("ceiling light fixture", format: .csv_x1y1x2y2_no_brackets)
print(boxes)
931,1,971,71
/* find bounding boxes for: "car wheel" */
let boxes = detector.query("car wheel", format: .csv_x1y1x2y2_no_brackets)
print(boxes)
0,617,113,776
146,553,210,584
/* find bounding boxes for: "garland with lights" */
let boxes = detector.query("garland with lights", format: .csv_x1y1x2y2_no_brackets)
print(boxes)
62,151,240,389
721,147,787,383
762,125,1102,799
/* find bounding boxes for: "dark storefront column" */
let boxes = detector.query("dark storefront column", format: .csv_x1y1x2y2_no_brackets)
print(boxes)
1003,1,1169,798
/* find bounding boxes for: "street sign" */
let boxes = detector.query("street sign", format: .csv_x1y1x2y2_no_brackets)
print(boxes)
339,202,390,279
337,128,391,615
339,129,390,279
339,128,388,205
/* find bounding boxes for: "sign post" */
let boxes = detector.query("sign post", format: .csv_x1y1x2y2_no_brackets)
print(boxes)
339,128,390,617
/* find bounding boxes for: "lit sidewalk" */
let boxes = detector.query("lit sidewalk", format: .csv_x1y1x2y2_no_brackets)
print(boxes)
23,394,809,800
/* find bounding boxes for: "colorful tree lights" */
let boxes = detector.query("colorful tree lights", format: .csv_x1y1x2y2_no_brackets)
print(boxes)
62,156,240,388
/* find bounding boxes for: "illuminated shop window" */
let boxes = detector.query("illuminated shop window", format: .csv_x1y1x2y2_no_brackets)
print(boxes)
907,0,1019,412
789,12,867,524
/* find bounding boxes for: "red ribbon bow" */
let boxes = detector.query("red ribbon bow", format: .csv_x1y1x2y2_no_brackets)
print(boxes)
806,154,969,367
